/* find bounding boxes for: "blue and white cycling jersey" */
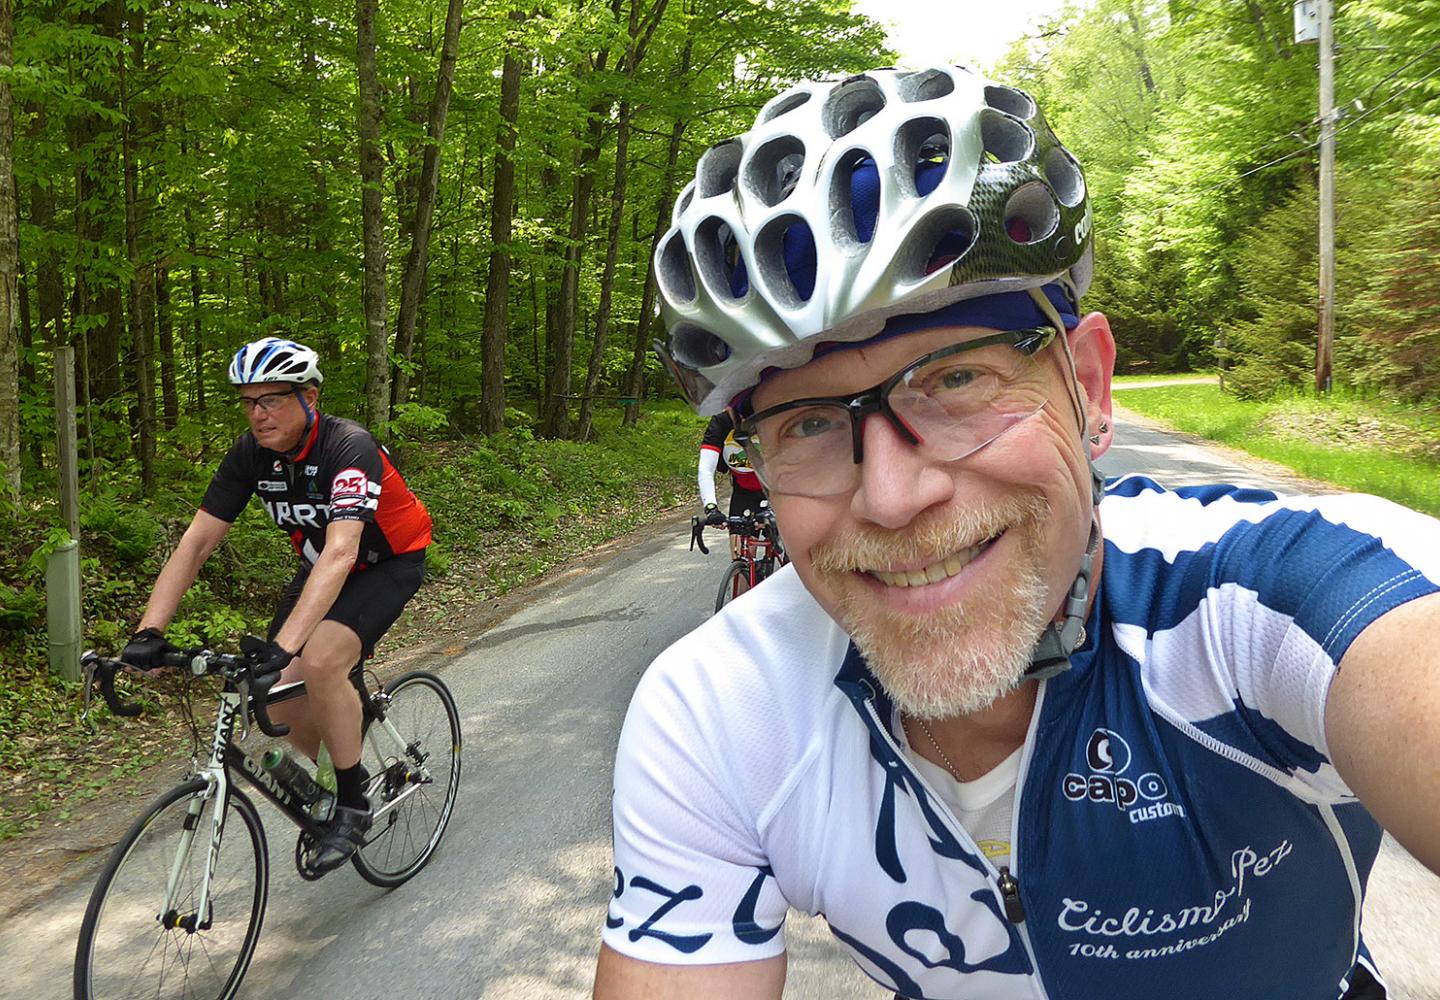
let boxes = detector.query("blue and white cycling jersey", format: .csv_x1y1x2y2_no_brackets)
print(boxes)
604,477,1440,1000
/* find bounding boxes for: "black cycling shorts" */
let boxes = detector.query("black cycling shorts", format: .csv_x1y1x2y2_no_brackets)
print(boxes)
728,483,767,519
267,549,426,657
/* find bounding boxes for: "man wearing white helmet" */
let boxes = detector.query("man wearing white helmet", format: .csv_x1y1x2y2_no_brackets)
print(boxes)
594,67,1440,999
123,337,433,874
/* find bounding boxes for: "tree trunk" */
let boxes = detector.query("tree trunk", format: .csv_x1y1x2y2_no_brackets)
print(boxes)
479,11,526,434
156,267,177,427
623,41,690,427
187,215,205,417
393,0,465,409
0,0,18,497
29,110,64,353
357,0,390,429
1123,2,1156,95
71,0,123,408
575,98,633,441
540,3,622,439
119,21,155,492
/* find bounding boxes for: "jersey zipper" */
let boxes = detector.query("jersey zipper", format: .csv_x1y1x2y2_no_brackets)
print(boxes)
859,682,1051,1000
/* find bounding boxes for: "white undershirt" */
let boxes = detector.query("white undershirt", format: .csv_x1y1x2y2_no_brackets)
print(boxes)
896,710,1022,871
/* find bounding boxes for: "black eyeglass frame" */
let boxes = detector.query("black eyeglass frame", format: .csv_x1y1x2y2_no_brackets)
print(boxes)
237,388,298,414
734,325,1057,475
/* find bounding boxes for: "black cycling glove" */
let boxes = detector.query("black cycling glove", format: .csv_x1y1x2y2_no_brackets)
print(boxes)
121,627,176,669
252,640,296,680
703,503,726,528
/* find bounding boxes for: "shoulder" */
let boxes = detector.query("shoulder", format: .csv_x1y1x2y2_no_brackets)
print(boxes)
1100,475,1440,582
702,412,732,446
317,415,385,464
621,566,850,810
321,414,379,446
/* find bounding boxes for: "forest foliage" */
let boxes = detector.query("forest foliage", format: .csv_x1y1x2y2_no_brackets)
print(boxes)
0,0,1437,594
998,0,1440,398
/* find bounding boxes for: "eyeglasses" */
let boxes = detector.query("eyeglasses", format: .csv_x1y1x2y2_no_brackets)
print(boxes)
237,390,294,415
735,327,1057,498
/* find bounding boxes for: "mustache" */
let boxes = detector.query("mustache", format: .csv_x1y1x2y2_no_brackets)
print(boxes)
810,494,1050,574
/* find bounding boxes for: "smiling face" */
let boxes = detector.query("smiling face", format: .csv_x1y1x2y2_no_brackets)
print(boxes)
754,313,1116,719
239,383,317,453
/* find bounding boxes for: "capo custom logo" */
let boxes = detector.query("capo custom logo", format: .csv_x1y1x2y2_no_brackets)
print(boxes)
1063,729,1185,825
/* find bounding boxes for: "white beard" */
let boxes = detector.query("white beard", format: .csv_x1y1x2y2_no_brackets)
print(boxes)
814,495,1053,719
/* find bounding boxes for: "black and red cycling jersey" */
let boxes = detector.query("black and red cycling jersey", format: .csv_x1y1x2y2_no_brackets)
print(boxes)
701,412,763,494
201,413,432,569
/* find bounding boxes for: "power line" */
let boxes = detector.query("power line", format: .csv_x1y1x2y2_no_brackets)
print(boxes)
1092,54,1440,240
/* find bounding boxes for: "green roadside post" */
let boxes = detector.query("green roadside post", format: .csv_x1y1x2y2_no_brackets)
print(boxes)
47,539,81,682
48,346,82,682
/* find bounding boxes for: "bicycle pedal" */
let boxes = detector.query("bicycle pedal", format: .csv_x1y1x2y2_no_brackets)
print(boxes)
294,832,329,881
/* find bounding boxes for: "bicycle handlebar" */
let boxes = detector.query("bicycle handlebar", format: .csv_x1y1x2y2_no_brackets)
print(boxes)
81,641,292,738
689,515,710,555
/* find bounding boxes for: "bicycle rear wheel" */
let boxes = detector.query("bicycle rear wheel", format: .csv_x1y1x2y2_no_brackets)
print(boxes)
353,671,462,887
715,559,750,613
74,779,268,1000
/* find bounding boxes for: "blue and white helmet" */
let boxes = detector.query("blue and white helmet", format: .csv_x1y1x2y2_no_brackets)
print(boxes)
228,337,324,386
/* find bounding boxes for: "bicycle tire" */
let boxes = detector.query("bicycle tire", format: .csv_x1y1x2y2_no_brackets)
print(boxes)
352,671,462,887
74,779,268,1000
715,559,750,614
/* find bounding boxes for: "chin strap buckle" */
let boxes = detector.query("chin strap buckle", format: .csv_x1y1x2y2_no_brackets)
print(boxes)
1025,519,1100,680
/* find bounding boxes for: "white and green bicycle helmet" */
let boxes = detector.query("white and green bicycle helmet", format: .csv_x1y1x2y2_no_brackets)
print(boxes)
654,65,1093,416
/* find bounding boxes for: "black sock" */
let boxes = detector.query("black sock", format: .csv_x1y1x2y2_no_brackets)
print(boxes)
335,762,367,810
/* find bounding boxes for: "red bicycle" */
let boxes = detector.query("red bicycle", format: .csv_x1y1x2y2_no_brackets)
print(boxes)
691,503,788,613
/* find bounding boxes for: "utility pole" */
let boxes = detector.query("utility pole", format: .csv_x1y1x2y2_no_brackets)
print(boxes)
1316,0,1336,393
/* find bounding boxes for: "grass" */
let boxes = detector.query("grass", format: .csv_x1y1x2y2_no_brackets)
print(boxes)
1112,372,1217,385
0,401,707,842
1114,384,1440,515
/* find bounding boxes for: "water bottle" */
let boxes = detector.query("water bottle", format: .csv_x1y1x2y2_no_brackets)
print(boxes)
260,748,335,822
315,742,338,795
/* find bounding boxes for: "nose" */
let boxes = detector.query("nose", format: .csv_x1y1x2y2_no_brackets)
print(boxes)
848,411,954,529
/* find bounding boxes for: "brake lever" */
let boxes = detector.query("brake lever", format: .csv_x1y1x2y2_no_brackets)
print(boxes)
690,516,710,555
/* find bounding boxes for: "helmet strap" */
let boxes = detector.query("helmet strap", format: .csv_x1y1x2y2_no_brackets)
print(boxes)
1026,518,1100,680
1024,286,1104,680
286,384,317,458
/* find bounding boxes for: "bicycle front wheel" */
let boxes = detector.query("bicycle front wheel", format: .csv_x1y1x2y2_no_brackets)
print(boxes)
74,779,268,1000
715,559,750,613
354,671,462,887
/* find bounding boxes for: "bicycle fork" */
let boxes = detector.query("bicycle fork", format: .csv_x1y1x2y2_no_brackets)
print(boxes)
162,692,238,933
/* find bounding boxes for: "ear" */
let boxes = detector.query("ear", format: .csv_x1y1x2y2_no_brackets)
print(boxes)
304,384,321,407
1067,312,1116,458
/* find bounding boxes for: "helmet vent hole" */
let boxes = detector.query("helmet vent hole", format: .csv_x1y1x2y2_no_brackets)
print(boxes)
697,141,743,199
981,110,1034,164
895,117,949,199
984,85,1035,120
823,78,886,139
745,136,806,208
673,181,696,223
760,88,812,124
1044,147,1086,208
656,230,697,305
695,217,750,300
669,325,732,369
754,214,816,307
898,69,955,103
830,150,881,247
1003,182,1060,245
897,207,978,279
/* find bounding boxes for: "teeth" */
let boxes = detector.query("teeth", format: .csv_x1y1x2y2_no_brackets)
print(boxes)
870,537,996,588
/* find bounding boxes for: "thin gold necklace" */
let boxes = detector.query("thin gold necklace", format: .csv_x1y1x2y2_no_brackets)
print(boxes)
903,713,965,783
